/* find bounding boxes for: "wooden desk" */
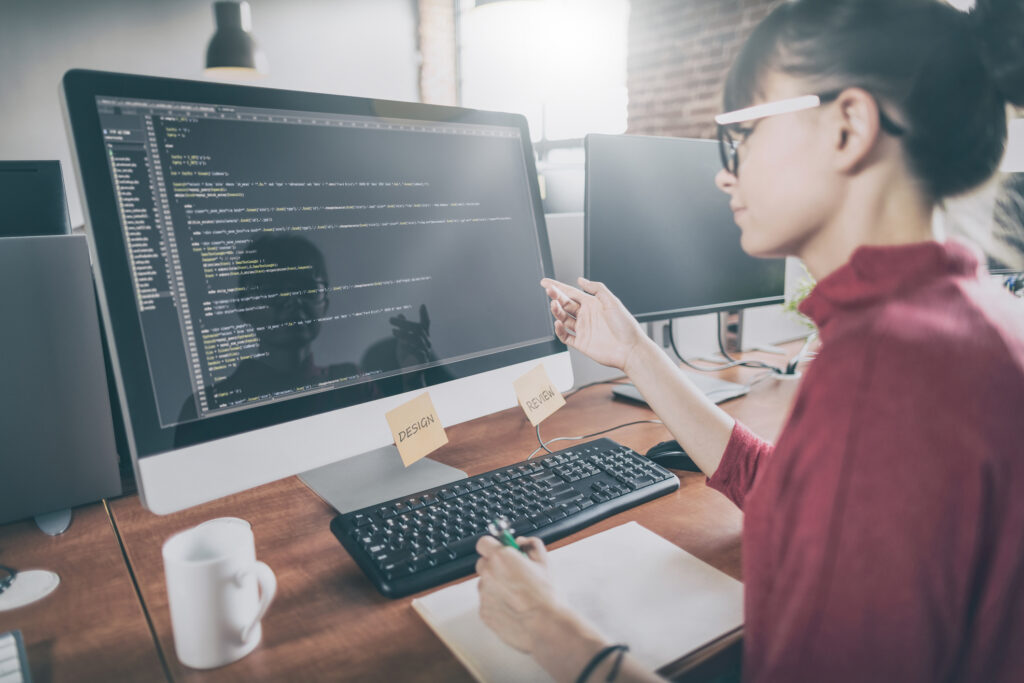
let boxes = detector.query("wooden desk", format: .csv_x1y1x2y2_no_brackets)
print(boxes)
0,503,167,682
106,356,798,682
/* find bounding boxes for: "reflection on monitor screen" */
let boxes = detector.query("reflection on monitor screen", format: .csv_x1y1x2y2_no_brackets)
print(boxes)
63,70,570,514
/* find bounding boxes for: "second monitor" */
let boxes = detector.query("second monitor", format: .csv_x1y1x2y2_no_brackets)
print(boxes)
584,134,786,403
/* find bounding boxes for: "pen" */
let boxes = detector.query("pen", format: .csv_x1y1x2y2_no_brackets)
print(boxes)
487,517,525,554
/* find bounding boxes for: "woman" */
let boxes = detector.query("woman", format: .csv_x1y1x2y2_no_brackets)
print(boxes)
474,0,1024,681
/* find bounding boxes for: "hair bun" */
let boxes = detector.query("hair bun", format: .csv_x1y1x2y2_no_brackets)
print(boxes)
972,0,1024,107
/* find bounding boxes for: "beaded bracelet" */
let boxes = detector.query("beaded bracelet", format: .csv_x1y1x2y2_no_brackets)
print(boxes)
576,644,630,683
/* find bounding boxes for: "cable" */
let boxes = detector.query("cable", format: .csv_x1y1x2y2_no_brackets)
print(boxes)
535,424,553,455
667,321,782,374
713,318,785,373
784,331,818,375
531,378,636,457
562,377,630,400
529,418,664,460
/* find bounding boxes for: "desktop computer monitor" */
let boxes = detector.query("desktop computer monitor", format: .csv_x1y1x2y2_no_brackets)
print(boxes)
62,69,570,515
0,161,73,237
584,134,785,323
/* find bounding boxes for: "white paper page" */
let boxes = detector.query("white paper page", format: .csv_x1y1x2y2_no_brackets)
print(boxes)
412,522,743,683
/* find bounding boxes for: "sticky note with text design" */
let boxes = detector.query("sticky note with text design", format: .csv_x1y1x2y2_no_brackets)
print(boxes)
513,364,566,426
385,392,449,467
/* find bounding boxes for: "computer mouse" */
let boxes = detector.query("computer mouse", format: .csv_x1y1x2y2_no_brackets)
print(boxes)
644,440,702,473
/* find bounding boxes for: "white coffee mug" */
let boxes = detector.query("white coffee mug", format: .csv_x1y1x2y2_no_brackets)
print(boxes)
162,517,277,669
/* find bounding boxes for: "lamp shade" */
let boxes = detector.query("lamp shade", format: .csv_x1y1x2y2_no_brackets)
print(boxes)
205,1,268,76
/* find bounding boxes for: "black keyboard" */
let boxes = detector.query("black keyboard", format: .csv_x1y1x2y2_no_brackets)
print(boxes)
330,438,679,598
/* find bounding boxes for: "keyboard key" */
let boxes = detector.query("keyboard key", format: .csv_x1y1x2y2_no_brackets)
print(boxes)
551,488,581,504
380,548,414,568
444,535,478,560
510,517,535,534
529,512,552,527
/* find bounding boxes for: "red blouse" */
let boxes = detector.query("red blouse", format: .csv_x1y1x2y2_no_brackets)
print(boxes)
707,239,1024,682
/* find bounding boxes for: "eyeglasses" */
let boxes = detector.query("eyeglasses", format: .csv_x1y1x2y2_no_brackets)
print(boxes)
715,90,906,177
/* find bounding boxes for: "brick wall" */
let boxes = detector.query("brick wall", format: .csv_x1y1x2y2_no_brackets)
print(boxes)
417,0,458,105
627,0,778,139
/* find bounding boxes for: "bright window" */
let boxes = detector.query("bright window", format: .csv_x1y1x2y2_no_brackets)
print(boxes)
457,0,629,144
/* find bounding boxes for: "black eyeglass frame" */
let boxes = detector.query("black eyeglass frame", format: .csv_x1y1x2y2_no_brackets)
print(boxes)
716,89,906,177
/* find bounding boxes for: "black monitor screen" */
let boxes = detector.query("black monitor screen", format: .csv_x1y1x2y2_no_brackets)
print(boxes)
64,71,561,456
585,134,784,322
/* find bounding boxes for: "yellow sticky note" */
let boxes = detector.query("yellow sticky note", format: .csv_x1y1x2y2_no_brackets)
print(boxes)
513,364,566,426
385,392,449,467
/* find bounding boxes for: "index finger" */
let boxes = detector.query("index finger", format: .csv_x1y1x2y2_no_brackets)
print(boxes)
540,278,588,305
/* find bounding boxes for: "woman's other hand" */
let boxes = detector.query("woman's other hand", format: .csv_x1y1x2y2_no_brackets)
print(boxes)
476,535,661,683
541,277,647,372
475,535,568,653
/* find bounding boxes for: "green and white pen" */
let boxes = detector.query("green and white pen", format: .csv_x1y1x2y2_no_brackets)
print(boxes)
487,517,525,554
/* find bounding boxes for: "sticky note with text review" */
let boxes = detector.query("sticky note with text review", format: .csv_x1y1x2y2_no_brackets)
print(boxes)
513,364,566,426
385,392,449,467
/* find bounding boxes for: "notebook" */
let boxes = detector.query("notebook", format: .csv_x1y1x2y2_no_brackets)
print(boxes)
411,522,744,683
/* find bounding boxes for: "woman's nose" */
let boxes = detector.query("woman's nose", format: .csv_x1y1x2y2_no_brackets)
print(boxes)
715,167,736,194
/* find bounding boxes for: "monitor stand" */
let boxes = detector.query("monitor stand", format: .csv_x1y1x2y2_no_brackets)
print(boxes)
717,310,785,355
34,509,73,535
298,445,467,515
612,374,748,406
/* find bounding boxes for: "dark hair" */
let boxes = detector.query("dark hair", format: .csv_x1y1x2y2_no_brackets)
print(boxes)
723,0,1024,202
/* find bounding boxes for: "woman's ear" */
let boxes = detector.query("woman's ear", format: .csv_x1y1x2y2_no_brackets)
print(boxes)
830,88,883,174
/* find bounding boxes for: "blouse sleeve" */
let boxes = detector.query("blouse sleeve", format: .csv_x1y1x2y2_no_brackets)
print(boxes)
705,420,774,510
